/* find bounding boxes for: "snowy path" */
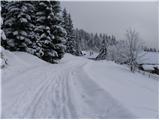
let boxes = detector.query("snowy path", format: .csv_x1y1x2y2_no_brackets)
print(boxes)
2,63,77,118
2,59,133,118
68,64,133,118
1,52,158,118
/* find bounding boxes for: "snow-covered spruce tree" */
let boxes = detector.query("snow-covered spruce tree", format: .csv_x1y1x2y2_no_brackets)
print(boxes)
0,16,8,68
62,8,81,56
2,1,35,51
1,1,8,19
94,33,102,51
110,35,116,45
96,40,107,60
96,35,110,60
73,29,82,53
0,46,8,68
0,16,6,42
34,1,66,63
87,33,95,51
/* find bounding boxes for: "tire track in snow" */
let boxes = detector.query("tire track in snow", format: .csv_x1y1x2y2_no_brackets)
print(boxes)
62,70,78,118
24,72,57,118
2,66,51,118
2,59,134,118
3,65,79,118
68,63,135,118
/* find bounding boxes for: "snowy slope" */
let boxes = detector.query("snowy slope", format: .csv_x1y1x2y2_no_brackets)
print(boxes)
1,51,159,118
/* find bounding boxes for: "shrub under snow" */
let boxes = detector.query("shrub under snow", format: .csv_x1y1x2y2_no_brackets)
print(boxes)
0,46,8,68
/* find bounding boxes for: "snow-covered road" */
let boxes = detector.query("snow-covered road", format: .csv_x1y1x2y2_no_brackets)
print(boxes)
1,52,158,118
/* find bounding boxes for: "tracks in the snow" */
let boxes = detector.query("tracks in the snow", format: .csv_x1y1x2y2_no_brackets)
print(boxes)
68,64,134,118
2,61,134,118
21,65,79,118
2,63,81,118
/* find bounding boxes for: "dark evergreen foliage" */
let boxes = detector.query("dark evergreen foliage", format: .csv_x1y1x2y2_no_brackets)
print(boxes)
1,1,118,63
73,28,117,54
34,1,66,63
62,8,81,56
2,1,35,51
1,1,66,63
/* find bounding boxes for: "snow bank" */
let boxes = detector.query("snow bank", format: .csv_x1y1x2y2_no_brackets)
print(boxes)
84,60,159,118
1,50,49,85
13,52,48,66
4,51,48,70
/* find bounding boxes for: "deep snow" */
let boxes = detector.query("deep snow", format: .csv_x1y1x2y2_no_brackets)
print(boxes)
1,50,159,118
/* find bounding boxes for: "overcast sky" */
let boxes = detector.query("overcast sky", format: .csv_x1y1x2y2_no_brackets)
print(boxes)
61,1,158,49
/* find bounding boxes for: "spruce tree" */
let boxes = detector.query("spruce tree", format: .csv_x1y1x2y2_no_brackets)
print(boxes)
0,10,8,68
62,9,81,56
96,35,110,60
1,1,8,19
34,1,66,63
2,1,35,51
2,1,66,63
94,33,101,51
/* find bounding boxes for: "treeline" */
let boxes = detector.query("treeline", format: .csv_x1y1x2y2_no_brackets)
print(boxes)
74,28,116,52
63,8,117,54
1,1,118,63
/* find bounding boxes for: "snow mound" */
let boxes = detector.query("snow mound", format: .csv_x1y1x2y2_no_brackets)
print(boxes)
13,52,48,66
3,51,48,69
1,50,49,83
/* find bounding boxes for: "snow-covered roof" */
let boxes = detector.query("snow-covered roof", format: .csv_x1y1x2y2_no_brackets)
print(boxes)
137,52,159,65
142,65,156,71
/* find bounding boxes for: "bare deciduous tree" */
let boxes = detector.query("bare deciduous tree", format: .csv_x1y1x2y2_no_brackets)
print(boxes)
125,28,142,72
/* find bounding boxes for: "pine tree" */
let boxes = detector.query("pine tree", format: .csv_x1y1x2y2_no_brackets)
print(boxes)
0,16,6,42
62,8,68,31
0,12,8,68
50,1,66,60
87,33,94,50
96,35,109,60
62,8,81,56
2,1,35,51
34,1,66,63
93,33,101,51
2,1,66,63
109,35,116,45
1,1,8,19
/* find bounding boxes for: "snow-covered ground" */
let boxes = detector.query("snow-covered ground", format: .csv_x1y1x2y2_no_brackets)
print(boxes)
1,50,159,118
84,61,158,118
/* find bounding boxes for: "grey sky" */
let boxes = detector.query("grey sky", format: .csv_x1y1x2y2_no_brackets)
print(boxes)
61,1,159,49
